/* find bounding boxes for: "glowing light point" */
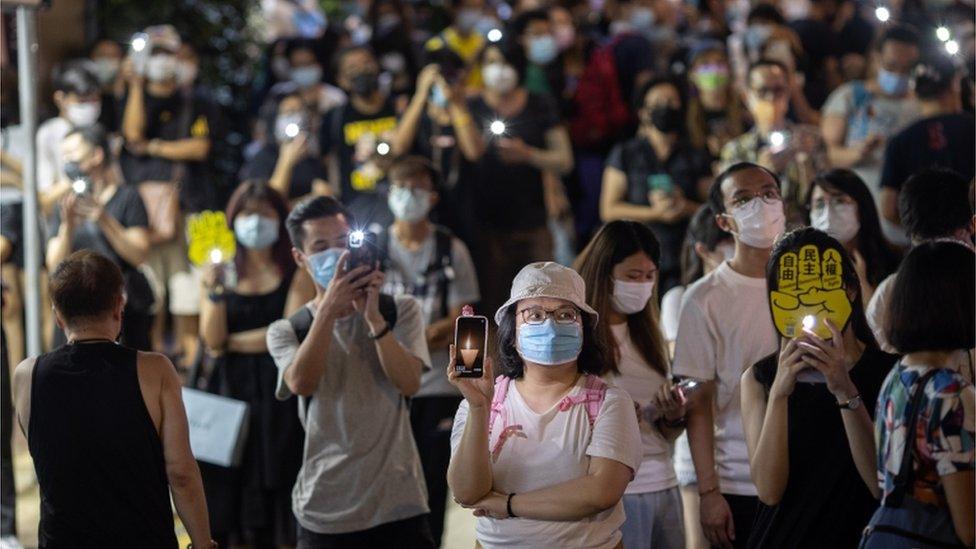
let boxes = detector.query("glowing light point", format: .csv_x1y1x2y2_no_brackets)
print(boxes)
349,230,365,248
936,26,951,42
71,179,87,194
802,315,816,331
487,28,503,43
769,131,786,149
209,249,223,264
874,6,890,22
490,120,506,135
376,142,391,156
132,36,147,52
285,123,300,138
945,40,960,55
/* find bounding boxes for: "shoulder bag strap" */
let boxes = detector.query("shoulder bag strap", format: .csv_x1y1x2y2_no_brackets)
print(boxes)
887,368,941,507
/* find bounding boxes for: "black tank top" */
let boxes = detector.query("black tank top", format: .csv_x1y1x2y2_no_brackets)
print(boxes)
28,342,178,548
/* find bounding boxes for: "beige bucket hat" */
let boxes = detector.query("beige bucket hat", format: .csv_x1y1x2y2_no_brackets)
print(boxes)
494,262,599,326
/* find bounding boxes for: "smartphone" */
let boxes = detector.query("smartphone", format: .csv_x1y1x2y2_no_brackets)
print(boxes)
129,32,151,76
674,377,703,395
647,173,675,194
454,315,488,378
347,230,378,271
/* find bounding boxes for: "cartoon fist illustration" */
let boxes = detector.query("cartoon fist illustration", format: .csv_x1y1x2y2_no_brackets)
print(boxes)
769,244,852,339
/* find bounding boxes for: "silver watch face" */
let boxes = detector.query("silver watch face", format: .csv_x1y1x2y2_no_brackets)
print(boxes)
847,396,861,410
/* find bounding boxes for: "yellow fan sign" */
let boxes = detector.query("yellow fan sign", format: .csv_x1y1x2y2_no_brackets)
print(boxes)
769,244,852,340
186,210,236,267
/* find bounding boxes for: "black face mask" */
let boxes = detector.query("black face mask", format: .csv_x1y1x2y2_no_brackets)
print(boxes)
63,160,87,181
350,72,380,97
649,105,683,133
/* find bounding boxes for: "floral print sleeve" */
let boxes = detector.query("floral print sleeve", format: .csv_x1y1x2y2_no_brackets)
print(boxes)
924,388,975,478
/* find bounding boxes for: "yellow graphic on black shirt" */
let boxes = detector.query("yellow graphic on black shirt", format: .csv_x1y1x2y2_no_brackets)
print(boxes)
769,244,852,340
190,115,210,138
344,116,397,193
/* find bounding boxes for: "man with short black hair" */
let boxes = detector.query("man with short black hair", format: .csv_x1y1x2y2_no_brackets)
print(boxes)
11,250,213,547
675,162,784,549
867,167,975,362
267,196,434,547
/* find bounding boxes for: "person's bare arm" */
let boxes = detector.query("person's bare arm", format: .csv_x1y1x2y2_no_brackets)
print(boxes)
880,188,900,224
447,350,495,505
944,470,975,547
741,368,790,505
358,274,423,396
198,266,228,352
450,100,485,162
504,457,632,520
122,80,147,143
392,65,439,157
599,167,657,223
95,214,150,266
687,380,736,548
268,136,307,198
12,357,36,435
150,137,211,162
530,127,574,176
0,235,11,265
155,354,212,547
39,180,72,215
226,328,270,354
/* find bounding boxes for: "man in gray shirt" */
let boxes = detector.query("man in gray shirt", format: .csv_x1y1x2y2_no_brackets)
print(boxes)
380,156,480,546
267,196,433,548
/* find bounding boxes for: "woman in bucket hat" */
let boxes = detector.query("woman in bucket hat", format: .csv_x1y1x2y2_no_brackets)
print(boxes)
447,261,642,549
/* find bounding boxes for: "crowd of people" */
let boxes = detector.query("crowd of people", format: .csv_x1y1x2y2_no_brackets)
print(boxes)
0,0,974,547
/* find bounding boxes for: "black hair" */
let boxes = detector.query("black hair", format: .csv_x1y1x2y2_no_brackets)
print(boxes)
388,155,443,192
708,162,781,215
285,196,354,251
806,169,900,287
767,228,878,348
479,41,528,84
333,45,376,77
912,55,957,100
496,303,610,379
680,204,732,285
631,76,684,112
887,241,975,353
423,47,467,84
53,62,100,97
747,4,786,25
284,38,319,64
510,8,551,39
747,58,790,84
876,23,920,51
898,167,972,240
64,123,110,158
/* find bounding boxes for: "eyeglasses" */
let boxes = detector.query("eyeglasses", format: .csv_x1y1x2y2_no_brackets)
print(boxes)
810,195,855,212
729,188,782,210
517,306,580,325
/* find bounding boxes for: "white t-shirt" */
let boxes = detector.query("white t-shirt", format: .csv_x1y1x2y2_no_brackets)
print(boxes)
605,323,677,494
450,377,642,548
36,116,71,193
671,261,777,496
660,285,685,343
866,273,896,354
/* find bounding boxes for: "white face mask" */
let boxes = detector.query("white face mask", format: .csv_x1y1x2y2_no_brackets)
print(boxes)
611,279,655,315
146,54,179,82
387,186,432,222
728,198,785,249
482,62,518,94
176,61,198,87
65,102,101,127
91,58,120,86
811,202,860,244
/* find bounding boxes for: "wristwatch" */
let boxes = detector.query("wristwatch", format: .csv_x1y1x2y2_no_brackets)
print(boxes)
837,393,862,411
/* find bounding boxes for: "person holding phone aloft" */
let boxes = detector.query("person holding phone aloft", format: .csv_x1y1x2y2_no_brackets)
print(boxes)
447,262,641,549
600,77,712,293
574,220,687,549
740,228,897,548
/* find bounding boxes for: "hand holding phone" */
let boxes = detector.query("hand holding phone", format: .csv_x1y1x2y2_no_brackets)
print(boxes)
347,230,378,272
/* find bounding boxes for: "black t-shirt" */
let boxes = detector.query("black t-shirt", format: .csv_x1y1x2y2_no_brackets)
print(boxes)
790,19,840,109
240,143,328,200
466,93,561,231
51,185,148,272
319,98,398,225
118,89,216,213
611,34,656,106
880,113,976,191
606,137,711,291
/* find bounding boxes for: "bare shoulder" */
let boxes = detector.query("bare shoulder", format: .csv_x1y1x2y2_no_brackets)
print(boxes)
136,351,181,386
12,356,37,394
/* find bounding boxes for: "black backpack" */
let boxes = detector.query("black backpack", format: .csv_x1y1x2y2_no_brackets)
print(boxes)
376,225,456,318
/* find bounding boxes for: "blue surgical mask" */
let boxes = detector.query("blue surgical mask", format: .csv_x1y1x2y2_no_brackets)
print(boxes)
306,248,344,288
527,35,559,65
388,186,432,222
233,214,279,249
876,67,909,96
517,319,583,366
290,65,322,88
629,7,656,30
430,83,449,108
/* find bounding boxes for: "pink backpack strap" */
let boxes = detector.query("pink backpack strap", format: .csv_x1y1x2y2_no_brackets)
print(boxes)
557,374,608,429
488,376,523,461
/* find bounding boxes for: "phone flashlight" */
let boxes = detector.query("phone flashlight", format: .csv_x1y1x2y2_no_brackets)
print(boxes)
802,315,816,331
349,230,365,248
936,26,951,42
209,248,223,264
71,179,88,195
487,28,503,43
945,40,960,55
490,120,506,136
285,123,301,139
769,131,786,149
874,6,890,22
131,34,148,52
676,378,700,393
376,142,391,156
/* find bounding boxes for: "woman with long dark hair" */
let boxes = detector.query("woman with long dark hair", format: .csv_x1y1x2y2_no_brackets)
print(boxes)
198,180,304,547
447,262,641,548
805,168,900,306
741,227,897,547
575,220,686,548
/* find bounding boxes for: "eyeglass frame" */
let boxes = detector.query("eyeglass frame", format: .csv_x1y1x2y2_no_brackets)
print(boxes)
515,305,582,325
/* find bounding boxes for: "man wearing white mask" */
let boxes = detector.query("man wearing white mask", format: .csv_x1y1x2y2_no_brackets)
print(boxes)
88,38,125,132
119,24,214,364
378,156,479,547
673,162,784,549
36,63,103,216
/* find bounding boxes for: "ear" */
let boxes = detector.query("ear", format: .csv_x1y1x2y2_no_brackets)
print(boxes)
53,90,66,108
291,247,306,269
714,212,735,234
693,242,710,261
429,190,440,208
115,293,127,320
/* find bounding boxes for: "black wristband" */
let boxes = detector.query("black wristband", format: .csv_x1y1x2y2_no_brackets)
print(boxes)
661,415,687,429
507,493,517,518
369,322,391,340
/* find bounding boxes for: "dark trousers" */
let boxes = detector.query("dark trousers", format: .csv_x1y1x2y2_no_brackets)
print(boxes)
719,494,759,549
410,396,463,547
297,514,435,549
1,327,15,536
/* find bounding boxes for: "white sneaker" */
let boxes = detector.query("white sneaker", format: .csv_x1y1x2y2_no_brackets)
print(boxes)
0,535,24,549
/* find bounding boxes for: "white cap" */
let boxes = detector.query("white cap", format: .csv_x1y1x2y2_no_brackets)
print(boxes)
494,262,598,326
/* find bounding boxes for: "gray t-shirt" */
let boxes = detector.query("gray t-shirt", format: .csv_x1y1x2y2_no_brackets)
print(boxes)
822,81,921,190
382,230,480,397
267,295,431,534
